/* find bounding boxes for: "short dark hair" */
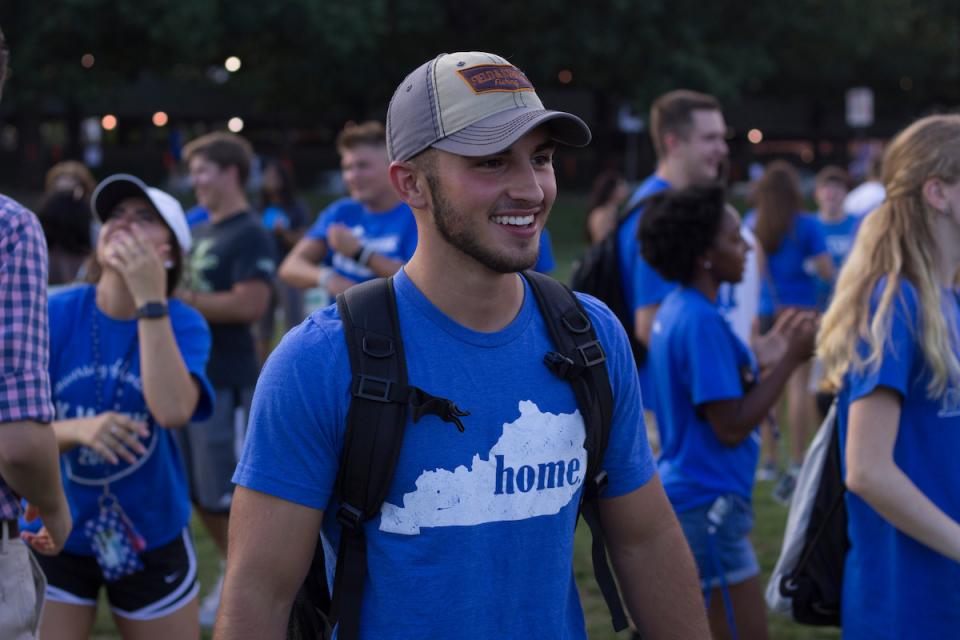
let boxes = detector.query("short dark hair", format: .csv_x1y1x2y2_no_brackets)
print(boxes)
336,121,386,154
37,191,93,255
816,165,849,189
639,185,727,284
182,131,254,186
650,90,722,159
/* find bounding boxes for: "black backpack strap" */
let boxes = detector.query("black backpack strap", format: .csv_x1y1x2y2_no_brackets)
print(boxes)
328,277,469,640
522,271,628,633
331,277,411,640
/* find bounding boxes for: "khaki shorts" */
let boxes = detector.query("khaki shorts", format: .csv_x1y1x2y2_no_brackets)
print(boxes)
0,526,47,640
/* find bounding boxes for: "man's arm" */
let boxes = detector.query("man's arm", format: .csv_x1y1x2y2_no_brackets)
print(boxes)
599,475,710,639
634,304,659,348
184,279,271,325
0,420,72,552
215,487,324,640
279,237,328,290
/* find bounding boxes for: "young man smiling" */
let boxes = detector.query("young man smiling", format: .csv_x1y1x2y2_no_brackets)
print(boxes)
217,51,708,640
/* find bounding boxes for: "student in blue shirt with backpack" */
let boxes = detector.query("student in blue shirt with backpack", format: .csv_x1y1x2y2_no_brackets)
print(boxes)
217,51,710,640
641,185,817,640
818,114,960,639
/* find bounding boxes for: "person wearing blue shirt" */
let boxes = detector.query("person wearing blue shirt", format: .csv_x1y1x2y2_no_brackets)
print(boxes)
27,175,214,638
619,90,728,418
818,114,960,640
218,51,709,640
279,122,417,304
640,185,816,640
747,161,835,486
813,166,859,309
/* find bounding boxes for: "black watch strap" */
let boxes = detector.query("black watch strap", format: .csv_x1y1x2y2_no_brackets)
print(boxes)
136,301,169,319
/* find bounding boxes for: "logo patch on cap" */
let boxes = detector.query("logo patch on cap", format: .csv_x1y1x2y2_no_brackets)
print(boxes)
457,64,534,94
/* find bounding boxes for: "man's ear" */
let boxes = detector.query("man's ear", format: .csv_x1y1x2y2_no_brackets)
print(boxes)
389,161,429,209
922,177,947,212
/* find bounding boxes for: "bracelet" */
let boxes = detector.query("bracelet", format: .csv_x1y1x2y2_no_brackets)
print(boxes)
357,246,375,267
317,266,335,290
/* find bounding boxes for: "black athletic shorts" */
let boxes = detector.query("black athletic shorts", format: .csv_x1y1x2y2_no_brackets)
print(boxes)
32,528,198,620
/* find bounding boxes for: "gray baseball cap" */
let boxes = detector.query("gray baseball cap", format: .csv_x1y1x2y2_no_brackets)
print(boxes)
386,51,591,162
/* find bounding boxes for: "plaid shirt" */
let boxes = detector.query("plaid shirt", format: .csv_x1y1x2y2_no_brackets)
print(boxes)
0,195,54,520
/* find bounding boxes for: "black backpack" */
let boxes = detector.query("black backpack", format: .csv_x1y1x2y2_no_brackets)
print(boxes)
570,208,647,366
287,271,631,639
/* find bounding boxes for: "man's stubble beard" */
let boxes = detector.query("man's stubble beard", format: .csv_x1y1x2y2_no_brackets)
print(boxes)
425,172,539,274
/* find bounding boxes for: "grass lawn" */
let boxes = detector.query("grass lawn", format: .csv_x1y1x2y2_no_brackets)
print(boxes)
88,190,839,638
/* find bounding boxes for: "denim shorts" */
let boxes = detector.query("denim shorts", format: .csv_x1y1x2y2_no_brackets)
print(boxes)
676,494,760,590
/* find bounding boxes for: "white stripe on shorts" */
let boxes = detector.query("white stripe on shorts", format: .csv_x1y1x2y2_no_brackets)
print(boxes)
112,529,198,621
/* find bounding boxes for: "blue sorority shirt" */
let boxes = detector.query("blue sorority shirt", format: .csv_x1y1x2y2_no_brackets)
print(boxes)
649,287,760,512
234,269,655,639
306,198,417,283
837,280,960,639
37,285,214,554
746,211,828,312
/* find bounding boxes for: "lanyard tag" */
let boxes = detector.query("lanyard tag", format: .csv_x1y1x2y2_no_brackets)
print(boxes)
83,491,143,581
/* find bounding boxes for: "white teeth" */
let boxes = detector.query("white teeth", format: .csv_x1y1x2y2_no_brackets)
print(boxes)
492,215,535,226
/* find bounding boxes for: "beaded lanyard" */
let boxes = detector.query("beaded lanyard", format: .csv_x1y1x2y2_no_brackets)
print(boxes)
84,308,147,580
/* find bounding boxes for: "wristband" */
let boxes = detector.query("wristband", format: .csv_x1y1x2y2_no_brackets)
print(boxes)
357,246,375,267
136,301,169,319
317,266,335,290
351,245,365,262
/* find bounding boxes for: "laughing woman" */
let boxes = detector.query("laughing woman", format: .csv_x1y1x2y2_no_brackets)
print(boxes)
23,175,214,640
818,115,960,639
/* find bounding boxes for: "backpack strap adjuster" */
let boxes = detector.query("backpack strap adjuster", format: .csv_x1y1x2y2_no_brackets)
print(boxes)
352,374,394,403
577,340,606,368
336,503,364,532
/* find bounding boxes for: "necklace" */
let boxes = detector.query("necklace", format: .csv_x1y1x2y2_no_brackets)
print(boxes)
90,307,139,414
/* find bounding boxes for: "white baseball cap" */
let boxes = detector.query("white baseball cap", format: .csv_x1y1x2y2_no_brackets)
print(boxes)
91,174,192,252
386,51,591,162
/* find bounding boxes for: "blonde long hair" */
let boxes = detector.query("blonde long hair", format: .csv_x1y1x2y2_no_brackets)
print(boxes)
818,114,960,397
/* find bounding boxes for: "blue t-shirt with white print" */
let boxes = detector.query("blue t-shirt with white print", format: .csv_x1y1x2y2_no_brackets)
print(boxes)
837,279,960,639
34,285,214,554
649,287,760,512
234,269,655,639
815,214,859,308
306,198,417,283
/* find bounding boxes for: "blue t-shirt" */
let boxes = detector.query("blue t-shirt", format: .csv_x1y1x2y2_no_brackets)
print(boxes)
533,228,555,273
746,211,827,312
306,198,417,283
186,205,210,228
234,269,655,639
816,214,859,308
837,280,960,639
36,285,214,554
649,287,760,512
619,175,672,412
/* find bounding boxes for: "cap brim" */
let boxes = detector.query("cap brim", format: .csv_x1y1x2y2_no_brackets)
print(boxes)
91,174,151,223
431,107,591,157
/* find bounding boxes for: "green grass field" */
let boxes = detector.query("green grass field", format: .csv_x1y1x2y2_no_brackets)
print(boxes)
86,191,840,638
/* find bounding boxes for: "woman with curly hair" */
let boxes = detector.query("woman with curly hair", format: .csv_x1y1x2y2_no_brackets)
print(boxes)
818,114,960,639
640,185,816,640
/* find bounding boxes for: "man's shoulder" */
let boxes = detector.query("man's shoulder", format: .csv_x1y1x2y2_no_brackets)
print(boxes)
0,193,41,243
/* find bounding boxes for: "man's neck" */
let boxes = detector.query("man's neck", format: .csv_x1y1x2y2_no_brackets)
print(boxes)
209,191,250,223
655,159,689,191
403,247,525,333
95,272,137,320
